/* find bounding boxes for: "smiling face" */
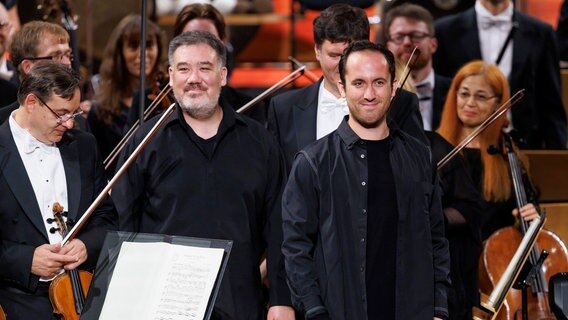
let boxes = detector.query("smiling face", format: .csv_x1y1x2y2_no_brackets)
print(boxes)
456,74,500,129
26,89,81,143
386,17,436,71
168,43,227,119
122,35,159,78
339,49,395,131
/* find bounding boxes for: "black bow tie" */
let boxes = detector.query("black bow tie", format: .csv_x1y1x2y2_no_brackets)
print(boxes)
415,82,432,100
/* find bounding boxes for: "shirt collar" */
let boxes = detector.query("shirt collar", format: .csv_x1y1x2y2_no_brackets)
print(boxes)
414,69,435,94
173,97,244,137
9,110,57,154
319,80,347,110
475,0,514,21
336,116,404,149
414,69,435,89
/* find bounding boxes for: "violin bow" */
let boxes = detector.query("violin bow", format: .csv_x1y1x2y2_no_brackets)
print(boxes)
437,89,525,170
105,66,305,170
104,85,173,170
387,47,420,114
62,103,177,245
237,65,305,113
65,66,307,244
288,56,319,83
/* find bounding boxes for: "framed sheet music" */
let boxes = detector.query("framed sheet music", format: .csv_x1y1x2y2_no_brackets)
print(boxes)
81,231,232,320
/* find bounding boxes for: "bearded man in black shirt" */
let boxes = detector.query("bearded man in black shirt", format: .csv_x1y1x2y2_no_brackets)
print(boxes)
112,30,295,320
281,41,451,320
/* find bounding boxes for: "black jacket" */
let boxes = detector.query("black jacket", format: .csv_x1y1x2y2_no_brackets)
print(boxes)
282,118,450,319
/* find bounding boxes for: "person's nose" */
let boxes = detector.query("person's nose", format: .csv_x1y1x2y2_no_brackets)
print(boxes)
364,85,376,101
60,118,75,129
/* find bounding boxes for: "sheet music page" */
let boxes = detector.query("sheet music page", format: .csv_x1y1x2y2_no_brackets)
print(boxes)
99,241,224,320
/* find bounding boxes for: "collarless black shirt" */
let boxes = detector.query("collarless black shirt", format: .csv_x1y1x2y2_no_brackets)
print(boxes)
366,136,398,320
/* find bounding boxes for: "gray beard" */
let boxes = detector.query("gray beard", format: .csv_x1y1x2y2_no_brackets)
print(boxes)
176,90,221,120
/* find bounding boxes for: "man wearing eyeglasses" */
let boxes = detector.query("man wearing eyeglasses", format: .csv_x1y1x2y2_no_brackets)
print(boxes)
384,3,451,132
0,62,117,319
0,21,84,129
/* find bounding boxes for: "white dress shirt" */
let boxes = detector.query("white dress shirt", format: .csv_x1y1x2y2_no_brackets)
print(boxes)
316,80,349,139
415,70,435,131
9,112,68,246
476,0,514,78
476,0,514,127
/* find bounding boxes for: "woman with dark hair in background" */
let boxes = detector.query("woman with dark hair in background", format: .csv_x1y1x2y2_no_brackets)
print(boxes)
88,14,164,175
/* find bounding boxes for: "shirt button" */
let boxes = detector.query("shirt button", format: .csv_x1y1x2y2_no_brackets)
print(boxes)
360,154,365,159
360,266,365,272
360,238,365,243
361,181,366,186
362,209,367,215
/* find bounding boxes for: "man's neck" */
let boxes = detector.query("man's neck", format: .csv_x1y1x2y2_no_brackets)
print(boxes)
348,118,390,141
479,0,510,15
183,106,223,140
323,78,342,98
411,62,433,84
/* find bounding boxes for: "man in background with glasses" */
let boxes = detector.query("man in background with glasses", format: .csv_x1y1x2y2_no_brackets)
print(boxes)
0,61,116,319
384,3,451,132
0,21,85,129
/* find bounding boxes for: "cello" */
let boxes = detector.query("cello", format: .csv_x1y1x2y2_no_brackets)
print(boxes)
48,202,93,320
477,133,568,320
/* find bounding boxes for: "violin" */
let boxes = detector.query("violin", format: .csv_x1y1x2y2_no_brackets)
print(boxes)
0,305,5,320
147,71,175,111
476,133,568,320
48,202,93,320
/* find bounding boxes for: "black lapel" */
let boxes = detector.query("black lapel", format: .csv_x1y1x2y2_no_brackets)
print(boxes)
0,122,48,240
432,74,451,130
293,80,321,150
510,13,529,91
463,8,483,61
58,132,81,222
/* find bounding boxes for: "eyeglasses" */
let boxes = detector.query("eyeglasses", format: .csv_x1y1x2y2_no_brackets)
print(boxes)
388,32,431,45
457,91,497,103
23,51,73,63
35,95,83,125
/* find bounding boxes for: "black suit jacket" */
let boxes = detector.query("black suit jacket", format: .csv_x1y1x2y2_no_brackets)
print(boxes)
431,74,452,131
0,79,17,108
0,123,117,293
434,8,567,149
267,79,426,171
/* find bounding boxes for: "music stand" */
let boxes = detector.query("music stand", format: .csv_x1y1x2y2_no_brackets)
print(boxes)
80,231,232,320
